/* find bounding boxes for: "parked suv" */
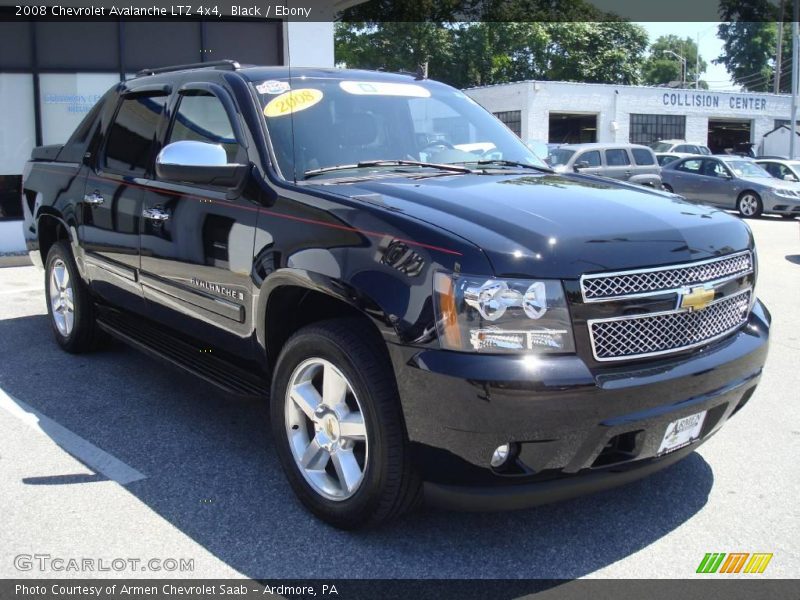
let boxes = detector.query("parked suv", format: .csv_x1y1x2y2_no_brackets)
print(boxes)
22,63,769,528
548,143,662,187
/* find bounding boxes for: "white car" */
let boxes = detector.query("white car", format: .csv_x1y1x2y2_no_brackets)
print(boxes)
754,158,800,183
649,139,712,155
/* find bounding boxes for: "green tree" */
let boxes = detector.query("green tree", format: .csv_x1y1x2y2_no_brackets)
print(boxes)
715,0,789,92
643,35,707,88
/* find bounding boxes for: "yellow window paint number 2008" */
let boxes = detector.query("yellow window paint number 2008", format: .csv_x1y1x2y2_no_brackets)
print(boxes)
263,89,323,118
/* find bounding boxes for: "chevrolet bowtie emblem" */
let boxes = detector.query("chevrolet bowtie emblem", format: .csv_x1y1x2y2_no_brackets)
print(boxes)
680,286,715,311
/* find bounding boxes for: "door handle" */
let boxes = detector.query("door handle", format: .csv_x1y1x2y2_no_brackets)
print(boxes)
142,207,170,221
83,191,104,205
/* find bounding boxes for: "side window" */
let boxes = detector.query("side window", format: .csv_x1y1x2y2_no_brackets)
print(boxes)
778,164,795,180
103,94,167,175
674,144,692,153
631,148,655,165
676,159,702,174
701,159,727,178
761,162,780,178
167,92,243,163
579,150,601,167
605,148,630,166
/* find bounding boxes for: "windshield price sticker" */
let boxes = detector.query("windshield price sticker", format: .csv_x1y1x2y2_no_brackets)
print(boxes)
339,81,431,98
263,89,323,118
256,80,291,95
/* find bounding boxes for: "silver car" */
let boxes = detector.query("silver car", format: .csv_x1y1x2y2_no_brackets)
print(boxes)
661,155,800,219
548,143,662,188
755,158,800,183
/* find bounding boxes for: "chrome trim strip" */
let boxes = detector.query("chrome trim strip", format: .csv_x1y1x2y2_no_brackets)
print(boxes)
587,288,752,362
579,250,753,303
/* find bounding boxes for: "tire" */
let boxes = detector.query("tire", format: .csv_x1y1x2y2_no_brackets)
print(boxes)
781,214,796,220
270,318,421,529
662,183,673,193
737,191,763,218
44,241,100,353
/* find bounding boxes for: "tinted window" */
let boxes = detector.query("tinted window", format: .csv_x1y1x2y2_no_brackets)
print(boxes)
631,148,655,165
168,93,243,163
578,150,601,167
759,162,780,178
701,159,728,178
676,159,702,174
657,154,678,166
674,144,694,153
605,148,630,166
698,146,712,155
104,94,167,175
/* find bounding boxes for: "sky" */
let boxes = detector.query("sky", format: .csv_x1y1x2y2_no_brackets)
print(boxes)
636,22,737,90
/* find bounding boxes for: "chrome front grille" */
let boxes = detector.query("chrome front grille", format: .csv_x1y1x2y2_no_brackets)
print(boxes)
588,289,751,361
581,251,753,302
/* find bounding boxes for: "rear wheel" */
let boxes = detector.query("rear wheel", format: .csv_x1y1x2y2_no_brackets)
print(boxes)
737,192,763,218
45,241,100,353
270,318,421,529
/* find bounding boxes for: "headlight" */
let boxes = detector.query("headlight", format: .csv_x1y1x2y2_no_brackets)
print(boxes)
771,187,799,198
433,272,575,353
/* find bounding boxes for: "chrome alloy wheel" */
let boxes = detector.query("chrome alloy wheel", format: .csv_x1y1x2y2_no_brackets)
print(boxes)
284,358,368,501
49,258,74,336
739,194,759,216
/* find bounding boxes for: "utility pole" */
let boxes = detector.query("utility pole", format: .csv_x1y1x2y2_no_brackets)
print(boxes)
791,0,798,159
775,0,785,94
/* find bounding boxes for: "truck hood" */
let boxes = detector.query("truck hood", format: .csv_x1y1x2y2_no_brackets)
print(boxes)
317,172,753,279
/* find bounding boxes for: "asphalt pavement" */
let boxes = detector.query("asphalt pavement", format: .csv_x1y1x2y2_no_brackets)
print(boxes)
0,215,798,580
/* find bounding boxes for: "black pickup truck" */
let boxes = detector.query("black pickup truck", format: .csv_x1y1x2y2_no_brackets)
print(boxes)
22,61,770,528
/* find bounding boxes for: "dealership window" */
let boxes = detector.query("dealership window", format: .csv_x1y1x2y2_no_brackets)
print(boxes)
0,74,36,221
104,94,168,176
39,73,121,146
168,93,244,163
629,114,686,145
493,111,522,137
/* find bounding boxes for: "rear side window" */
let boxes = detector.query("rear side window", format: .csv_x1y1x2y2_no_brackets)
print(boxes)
605,149,630,166
676,159,702,173
578,150,601,167
631,148,655,165
168,93,243,163
103,94,167,175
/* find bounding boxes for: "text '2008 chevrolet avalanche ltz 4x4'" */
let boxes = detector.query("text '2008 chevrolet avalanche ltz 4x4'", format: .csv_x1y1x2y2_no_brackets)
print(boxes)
22,62,770,529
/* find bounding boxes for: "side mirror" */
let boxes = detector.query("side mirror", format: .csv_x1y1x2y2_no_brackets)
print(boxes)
784,174,798,182
156,141,248,187
574,161,590,171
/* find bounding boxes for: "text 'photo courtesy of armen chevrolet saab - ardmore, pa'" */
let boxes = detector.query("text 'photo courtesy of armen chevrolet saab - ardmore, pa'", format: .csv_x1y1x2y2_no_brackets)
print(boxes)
0,0,799,598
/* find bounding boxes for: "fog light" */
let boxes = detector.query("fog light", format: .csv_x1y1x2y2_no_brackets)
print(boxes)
490,443,512,467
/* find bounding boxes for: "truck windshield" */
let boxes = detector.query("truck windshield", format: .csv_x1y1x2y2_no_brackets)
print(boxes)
547,148,576,166
255,78,544,181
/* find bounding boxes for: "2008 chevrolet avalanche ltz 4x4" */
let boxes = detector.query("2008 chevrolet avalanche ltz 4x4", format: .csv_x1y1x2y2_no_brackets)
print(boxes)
22,62,770,528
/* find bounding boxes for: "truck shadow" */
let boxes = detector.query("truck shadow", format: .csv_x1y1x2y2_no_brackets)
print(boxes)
0,313,713,582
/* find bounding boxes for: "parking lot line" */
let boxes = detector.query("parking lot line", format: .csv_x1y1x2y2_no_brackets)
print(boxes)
0,387,146,485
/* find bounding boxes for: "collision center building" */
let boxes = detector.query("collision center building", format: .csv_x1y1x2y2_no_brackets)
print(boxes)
466,80,795,154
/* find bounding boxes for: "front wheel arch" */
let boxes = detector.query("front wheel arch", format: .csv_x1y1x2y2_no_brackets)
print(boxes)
737,191,763,218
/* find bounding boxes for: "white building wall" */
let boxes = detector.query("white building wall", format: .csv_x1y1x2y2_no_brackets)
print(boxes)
466,80,795,147
282,22,335,68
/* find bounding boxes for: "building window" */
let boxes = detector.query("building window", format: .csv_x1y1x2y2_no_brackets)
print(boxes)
493,111,522,137
0,74,35,221
629,114,686,145
774,119,800,129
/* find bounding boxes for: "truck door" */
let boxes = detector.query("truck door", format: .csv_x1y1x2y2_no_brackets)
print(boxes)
81,88,169,314
138,83,258,359
602,148,632,180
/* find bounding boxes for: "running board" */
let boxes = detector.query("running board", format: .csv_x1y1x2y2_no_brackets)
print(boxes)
96,308,269,398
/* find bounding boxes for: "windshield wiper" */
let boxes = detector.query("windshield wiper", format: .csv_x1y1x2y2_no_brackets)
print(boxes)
466,159,554,173
304,160,474,179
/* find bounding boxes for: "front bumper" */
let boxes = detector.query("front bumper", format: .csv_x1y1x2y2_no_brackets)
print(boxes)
388,299,770,510
764,193,800,215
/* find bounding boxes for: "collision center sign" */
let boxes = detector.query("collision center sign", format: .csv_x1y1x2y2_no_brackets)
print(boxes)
662,92,767,111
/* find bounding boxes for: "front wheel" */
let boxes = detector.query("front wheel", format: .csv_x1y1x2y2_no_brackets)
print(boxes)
662,183,674,193
270,318,421,529
737,192,763,218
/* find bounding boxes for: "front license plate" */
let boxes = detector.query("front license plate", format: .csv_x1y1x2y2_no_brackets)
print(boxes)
658,410,707,455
